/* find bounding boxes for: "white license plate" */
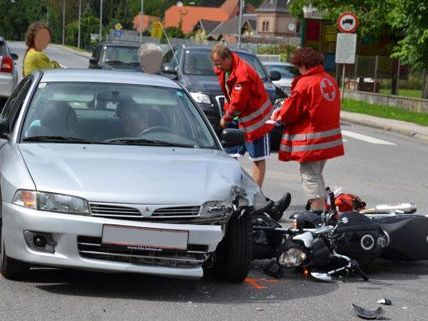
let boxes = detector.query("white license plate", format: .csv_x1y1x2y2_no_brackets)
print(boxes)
102,225,188,250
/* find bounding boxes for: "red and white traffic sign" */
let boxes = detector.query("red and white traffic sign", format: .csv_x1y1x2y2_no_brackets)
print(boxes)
337,12,358,33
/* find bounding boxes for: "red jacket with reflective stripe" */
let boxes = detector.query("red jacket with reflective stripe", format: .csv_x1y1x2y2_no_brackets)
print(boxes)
214,52,273,142
275,65,344,162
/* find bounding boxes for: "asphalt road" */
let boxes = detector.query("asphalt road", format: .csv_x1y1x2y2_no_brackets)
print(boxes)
2,43,428,321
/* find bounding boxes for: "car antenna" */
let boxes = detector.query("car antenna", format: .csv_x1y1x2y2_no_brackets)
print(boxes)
159,23,180,67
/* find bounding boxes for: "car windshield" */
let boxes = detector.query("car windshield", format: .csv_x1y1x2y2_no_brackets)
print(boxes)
182,49,267,80
265,64,299,79
21,82,217,149
100,46,140,66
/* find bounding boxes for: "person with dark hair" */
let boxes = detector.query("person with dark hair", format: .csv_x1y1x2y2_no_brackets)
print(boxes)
211,43,291,220
271,47,344,212
23,22,60,77
211,43,273,188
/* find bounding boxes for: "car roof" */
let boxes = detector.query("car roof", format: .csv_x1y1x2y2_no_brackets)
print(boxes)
178,45,254,56
38,69,181,89
99,42,140,48
262,62,295,66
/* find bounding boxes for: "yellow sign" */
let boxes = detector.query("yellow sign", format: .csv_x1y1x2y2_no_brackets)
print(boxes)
114,23,122,31
324,24,336,42
151,21,163,38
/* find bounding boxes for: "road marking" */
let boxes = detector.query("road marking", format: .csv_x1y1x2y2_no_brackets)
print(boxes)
342,130,396,145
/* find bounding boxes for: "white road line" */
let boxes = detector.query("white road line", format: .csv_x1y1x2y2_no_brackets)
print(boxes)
342,130,397,145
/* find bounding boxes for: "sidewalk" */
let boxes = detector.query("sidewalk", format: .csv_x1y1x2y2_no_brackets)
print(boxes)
341,111,428,143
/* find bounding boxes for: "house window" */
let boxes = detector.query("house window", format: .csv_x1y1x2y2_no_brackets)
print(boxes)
262,21,270,32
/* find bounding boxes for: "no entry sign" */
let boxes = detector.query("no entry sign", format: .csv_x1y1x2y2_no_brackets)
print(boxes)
337,12,358,33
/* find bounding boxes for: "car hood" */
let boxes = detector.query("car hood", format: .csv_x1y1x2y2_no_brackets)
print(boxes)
19,144,262,206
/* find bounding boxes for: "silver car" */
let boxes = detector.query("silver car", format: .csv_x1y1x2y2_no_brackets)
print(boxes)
0,37,19,106
0,69,269,282
263,62,299,96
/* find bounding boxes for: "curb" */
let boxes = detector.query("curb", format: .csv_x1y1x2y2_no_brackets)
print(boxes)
341,113,428,143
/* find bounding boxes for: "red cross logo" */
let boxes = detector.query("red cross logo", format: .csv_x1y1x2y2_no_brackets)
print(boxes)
320,78,336,101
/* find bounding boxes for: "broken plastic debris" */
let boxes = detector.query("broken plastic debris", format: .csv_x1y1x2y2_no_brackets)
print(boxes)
352,304,385,320
377,298,392,305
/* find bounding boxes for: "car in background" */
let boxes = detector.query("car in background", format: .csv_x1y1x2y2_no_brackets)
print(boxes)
89,42,141,70
263,62,299,96
0,37,19,107
161,45,284,149
0,69,268,282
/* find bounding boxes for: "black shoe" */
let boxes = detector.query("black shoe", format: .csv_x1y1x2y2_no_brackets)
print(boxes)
269,193,291,221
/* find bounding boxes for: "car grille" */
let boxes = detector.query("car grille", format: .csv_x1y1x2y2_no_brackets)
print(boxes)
215,95,226,117
151,206,200,217
77,236,208,267
89,203,201,220
90,204,141,218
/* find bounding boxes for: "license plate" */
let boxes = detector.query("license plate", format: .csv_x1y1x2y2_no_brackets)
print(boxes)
102,225,188,250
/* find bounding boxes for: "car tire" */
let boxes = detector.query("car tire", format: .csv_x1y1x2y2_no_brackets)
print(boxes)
211,212,252,283
0,220,30,280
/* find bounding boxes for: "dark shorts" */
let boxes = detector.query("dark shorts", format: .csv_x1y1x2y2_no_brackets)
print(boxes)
224,133,270,161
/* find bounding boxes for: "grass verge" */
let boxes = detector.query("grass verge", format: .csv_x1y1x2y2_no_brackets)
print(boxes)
379,88,423,99
342,99,428,127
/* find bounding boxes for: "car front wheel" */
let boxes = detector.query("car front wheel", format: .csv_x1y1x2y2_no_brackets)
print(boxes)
0,220,30,280
210,211,252,283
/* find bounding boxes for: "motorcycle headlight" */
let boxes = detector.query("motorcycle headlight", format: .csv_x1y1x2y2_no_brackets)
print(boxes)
200,201,233,217
13,190,89,215
190,92,211,104
277,248,307,267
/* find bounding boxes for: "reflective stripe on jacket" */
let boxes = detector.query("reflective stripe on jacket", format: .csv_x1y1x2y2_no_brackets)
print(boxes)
214,52,273,142
276,65,344,162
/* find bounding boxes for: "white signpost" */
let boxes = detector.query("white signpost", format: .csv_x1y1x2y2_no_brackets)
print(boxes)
335,12,358,100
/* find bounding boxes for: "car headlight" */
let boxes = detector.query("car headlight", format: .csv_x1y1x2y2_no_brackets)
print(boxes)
190,92,211,104
277,248,307,267
200,201,233,217
13,190,89,215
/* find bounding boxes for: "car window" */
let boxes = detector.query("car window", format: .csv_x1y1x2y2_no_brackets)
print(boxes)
237,52,268,80
181,49,267,80
265,64,299,79
100,46,140,65
21,82,216,148
1,77,33,128
183,50,215,76
0,42,7,55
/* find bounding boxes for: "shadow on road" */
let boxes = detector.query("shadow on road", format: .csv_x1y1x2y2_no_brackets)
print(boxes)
13,261,340,303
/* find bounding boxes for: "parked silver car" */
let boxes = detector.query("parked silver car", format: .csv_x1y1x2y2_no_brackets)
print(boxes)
0,37,19,107
263,62,299,96
0,69,268,282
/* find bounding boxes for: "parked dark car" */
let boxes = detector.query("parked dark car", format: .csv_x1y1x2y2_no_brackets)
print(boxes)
89,42,141,70
161,45,285,150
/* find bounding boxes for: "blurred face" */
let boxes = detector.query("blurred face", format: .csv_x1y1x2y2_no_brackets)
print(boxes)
298,65,308,75
34,28,51,51
211,53,232,72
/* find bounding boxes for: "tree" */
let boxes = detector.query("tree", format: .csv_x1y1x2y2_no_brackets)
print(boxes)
290,0,428,98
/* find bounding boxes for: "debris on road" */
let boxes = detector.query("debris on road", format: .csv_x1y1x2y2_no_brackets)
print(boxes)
377,298,392,305
352,303,385,320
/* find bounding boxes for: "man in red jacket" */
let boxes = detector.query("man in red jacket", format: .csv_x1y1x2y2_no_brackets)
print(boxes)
211,44,273,188
271,47,344,212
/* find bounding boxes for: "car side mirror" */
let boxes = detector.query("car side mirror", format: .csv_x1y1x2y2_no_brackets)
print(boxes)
269,70,281,81
221,128,245,148
161,63,178,75
11,53,19,60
